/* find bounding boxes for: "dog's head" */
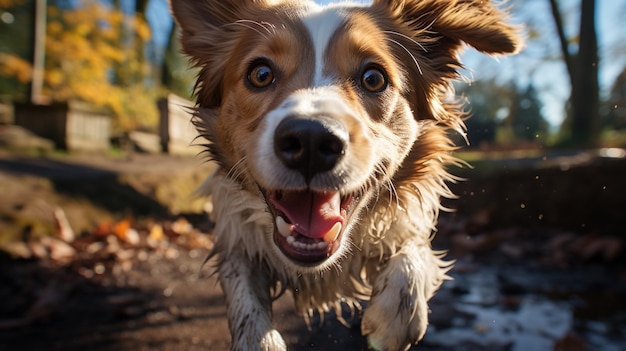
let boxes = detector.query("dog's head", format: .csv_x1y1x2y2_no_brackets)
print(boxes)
171,0,521,272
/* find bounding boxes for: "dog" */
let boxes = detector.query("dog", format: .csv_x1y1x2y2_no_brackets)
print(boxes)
170,0,521,350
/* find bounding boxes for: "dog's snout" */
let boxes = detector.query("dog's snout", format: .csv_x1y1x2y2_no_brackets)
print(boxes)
274,117,347,181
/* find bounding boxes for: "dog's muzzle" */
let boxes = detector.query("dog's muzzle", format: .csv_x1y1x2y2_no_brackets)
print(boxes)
266,116,355,265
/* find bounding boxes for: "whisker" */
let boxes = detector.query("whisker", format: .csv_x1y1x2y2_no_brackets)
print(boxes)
225,20,272,39
383,30,428,53
260,20,277,35
225,156,247,183
224,156,251,206
385,37,423,75
387,180,401,211
238,19,276,35
371,165,386,207
370,161,398,211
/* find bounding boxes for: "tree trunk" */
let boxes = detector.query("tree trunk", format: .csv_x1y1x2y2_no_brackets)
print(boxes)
570,0,599,146
549,0,600,146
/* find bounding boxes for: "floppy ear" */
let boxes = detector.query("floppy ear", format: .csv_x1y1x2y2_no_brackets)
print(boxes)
171,0,271,50
170,0,274,107
374,0,523,55
172,0,227,56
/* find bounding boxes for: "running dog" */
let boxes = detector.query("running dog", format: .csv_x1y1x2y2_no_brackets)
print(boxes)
170,0,521,350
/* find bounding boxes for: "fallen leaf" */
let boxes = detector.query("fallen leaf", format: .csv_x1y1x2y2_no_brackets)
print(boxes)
41,236,76,262
27,241,48,260
94,220,112,237
171,217,193,236
54,207,75,242
112,219,132,241
149,223,164,241
123,228,140,246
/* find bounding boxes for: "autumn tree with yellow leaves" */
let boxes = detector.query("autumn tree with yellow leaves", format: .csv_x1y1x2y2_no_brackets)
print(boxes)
0,0,34,95
0,0,158,130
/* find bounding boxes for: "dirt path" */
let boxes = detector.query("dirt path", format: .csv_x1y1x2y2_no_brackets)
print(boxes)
1,151,625,350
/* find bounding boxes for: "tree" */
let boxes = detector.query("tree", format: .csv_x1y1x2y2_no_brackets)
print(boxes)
0,0,35,100
45,1,157,129
504,84,549,143
548,0,600,146
161,25,197,98
457,79,516,147
603,66,626,130
0,0,158,130
457,79,549,147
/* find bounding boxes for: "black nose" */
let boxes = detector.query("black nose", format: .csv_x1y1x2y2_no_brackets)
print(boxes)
274,116,347,181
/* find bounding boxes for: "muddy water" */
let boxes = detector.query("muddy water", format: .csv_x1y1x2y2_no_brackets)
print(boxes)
423,262,626,351
288,258,626,351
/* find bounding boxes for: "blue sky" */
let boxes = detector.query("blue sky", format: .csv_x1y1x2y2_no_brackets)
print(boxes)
148,0,626,128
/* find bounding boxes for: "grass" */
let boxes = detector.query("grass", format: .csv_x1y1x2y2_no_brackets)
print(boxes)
450,148,547,176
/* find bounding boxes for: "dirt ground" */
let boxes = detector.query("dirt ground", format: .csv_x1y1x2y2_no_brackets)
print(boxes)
0,149,625,351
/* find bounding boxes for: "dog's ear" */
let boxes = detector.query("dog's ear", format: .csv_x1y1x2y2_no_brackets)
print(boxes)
171,0,272,40
170,0,274,107
172,0,231,56
371,0,522,124
374,0,523,55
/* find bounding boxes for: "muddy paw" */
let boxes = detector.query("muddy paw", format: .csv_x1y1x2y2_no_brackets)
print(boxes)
231,328,286,351
259,329,286,351
361,257,430,351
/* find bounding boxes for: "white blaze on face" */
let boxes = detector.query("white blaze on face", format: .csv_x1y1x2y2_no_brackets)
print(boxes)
301,5,348,87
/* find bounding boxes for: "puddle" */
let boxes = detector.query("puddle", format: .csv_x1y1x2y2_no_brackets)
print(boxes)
422,265,626,351
428,296,572,350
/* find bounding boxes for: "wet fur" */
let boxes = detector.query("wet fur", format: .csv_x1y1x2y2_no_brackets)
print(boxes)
170,0,522,350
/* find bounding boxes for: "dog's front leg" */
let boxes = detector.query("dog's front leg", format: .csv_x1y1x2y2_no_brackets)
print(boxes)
219,255,286,351
362,239,447,351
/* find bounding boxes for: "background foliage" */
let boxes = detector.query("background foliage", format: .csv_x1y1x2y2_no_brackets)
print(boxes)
0,0,624,144
0,0,195,131
43,2,155,129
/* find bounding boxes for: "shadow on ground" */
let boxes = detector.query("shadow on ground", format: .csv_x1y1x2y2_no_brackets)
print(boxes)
0,156,168,217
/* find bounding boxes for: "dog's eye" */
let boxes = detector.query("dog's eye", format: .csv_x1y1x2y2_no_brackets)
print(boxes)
361,67,387,93
247,63,275,89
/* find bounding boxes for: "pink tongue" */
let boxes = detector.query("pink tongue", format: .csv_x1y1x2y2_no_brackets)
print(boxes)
272,191,342,239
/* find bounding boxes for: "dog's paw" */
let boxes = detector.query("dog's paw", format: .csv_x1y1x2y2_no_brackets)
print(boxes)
259,329,287,351
231,328,286,351
362,295,428,351
361,256,430,351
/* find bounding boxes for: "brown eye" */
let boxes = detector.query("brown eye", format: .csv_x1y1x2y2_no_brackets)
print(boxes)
247,63,275,88
361,67,387,93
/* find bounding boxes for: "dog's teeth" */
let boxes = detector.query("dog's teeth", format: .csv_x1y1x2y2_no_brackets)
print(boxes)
323,222,342,243
280,221,335,251
285,236,327,251
276,216,292,237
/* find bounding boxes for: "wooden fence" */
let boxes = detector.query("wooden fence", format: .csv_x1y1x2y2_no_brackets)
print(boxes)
14,101,111,152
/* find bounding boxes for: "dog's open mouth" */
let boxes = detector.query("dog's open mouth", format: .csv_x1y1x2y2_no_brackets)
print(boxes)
266,190,355,265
